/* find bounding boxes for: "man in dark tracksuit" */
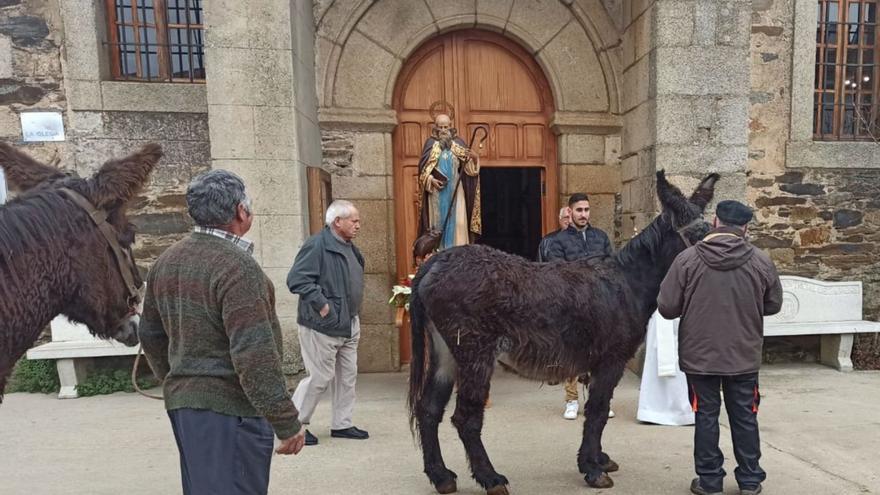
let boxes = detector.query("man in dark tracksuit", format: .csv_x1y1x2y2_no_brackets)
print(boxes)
658,200,783,495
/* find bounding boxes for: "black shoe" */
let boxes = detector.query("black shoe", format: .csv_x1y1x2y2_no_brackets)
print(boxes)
690,478,722,495
330,426,369,440
304,429,318,446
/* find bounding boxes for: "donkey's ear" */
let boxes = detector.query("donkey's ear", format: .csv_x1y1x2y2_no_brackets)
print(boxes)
89,143,162,210
655,169,686,209
0,142,66,192
689,173,720,211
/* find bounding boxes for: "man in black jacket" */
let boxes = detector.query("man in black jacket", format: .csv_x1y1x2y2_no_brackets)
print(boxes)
544,193,613,261
658,200,782,495
544,193,614,420
287,199,369,446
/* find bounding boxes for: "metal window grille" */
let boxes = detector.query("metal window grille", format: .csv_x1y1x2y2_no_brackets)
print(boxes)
105,0,205,83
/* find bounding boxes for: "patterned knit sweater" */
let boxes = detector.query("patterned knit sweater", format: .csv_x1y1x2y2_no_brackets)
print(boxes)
139,233,301,439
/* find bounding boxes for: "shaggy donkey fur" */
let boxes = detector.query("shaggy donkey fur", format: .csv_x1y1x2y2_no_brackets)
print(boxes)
408,171,720,494
0,143,162,401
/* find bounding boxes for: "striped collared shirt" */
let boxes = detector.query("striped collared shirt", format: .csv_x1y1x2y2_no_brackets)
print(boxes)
193,226,255,255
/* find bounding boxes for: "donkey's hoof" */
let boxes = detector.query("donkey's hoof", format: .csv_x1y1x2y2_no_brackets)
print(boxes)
486,484,510,495
601,459,620,473
436,480,457,494
585,472,614,489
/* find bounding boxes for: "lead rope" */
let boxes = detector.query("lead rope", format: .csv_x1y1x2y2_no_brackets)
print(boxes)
132,344,163,400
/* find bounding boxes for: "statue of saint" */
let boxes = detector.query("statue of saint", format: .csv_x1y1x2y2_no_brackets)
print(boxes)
416,111,481,251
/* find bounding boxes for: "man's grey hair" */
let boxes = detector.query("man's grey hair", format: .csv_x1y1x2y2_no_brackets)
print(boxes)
325,199,356,226
186,169,251,227
558,207,569,219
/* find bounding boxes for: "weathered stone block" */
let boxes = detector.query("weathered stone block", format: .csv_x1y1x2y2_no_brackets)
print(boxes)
655,46,749,96
203,0,248,49
561,134,605,164
357,324,398,372
206,47,292,107
833,210,863,229
716,96,749,145
103,112,209,142
352,199,392,274
655,96,697,144
538,21,608,112
247,0,293,50
0,15,49,47
332,174,388,200
508,0,571,48
259,214,307,269
605,135,622,165
263,267,300,320
428,0,476,28
102,82,208,113
779,183,825,196
360,273,394,326
0,80,49,105
66,79,102,111
130,211,192,235
69,111,104,138
655,144,747,174
357,0,434,57
254,106,297,160
208,105,255,159
797,227,830,247
0,35,12,79
352,132,389,176
622,101,655,155
333,31,397,109
476,0,514,26
655,0,695,47
586,193,616,235
562,164,621,194
621,53,651,113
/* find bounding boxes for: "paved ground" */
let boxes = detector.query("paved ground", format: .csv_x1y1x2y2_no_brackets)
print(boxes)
1,364,878,495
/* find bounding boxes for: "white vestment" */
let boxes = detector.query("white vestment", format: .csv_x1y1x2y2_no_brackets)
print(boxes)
636,311,695,426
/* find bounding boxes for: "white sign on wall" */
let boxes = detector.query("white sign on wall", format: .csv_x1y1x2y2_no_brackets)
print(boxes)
20,112,65,142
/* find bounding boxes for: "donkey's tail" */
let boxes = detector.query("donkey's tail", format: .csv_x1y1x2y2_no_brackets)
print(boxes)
407,261,432,438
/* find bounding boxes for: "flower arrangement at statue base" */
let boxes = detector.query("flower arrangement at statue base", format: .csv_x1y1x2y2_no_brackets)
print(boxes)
389,274,415,311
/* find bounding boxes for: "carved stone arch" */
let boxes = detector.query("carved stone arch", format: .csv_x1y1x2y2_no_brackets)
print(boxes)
315,0,622,115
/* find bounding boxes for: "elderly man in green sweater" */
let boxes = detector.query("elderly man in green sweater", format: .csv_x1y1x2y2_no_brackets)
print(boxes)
139,170,305,495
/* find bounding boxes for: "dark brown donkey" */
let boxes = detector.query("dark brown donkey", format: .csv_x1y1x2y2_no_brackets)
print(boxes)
408,171,720,494
0,143,162,401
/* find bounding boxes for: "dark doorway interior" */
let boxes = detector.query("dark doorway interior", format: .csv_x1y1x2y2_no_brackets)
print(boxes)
478,167,543,260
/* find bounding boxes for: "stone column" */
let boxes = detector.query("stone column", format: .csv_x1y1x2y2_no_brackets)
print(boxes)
653,0,752,204
203,0,313,373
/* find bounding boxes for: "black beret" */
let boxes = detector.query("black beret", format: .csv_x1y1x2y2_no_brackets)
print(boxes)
716,200,753,226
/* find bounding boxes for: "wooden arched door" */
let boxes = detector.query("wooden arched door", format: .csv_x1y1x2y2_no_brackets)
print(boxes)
392,29,557,362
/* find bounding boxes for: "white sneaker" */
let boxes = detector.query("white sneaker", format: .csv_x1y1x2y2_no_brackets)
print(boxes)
563,400,579,420
608,408,615,418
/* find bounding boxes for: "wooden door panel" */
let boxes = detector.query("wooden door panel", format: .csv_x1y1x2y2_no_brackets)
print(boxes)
393,30,558,364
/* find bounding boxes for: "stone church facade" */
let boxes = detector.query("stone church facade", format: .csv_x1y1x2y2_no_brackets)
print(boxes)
2,0,879,371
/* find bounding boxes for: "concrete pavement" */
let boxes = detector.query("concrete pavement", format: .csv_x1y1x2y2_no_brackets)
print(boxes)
0,364,877,494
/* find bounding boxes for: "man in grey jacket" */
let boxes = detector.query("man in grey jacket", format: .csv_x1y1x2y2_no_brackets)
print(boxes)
658,200,782,495
287,199,368,446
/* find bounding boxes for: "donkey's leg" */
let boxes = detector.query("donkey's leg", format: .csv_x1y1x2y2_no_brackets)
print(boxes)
417,374,458,493
578,362,626,489
451,355,509,495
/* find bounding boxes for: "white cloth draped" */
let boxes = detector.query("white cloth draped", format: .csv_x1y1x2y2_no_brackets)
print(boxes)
636,311,695,426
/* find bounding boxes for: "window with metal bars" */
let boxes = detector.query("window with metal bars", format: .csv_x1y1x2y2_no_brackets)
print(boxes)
105,0,205,83
815,0,879,140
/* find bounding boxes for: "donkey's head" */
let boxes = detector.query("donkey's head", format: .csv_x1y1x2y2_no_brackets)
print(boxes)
0,143,162,345
653,170,719,263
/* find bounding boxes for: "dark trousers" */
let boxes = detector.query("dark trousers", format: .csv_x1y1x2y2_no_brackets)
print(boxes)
167,408,274,495
686,373,766,492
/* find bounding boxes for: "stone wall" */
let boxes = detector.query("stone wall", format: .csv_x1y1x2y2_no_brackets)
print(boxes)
747,0,880,367
1,1,210,271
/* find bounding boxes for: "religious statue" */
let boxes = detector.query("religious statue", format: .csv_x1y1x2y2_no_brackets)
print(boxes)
416,103,481,252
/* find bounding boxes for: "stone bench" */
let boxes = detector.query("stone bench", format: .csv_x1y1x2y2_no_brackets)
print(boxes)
26,316,138,398
764,276,880,371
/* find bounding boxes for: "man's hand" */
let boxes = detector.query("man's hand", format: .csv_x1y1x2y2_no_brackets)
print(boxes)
426,176,445,193
275,428,306,455
319,304,330,318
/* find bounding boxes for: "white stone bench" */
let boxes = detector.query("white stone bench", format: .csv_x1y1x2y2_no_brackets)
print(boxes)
764,276,880,372
26,316,138,398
